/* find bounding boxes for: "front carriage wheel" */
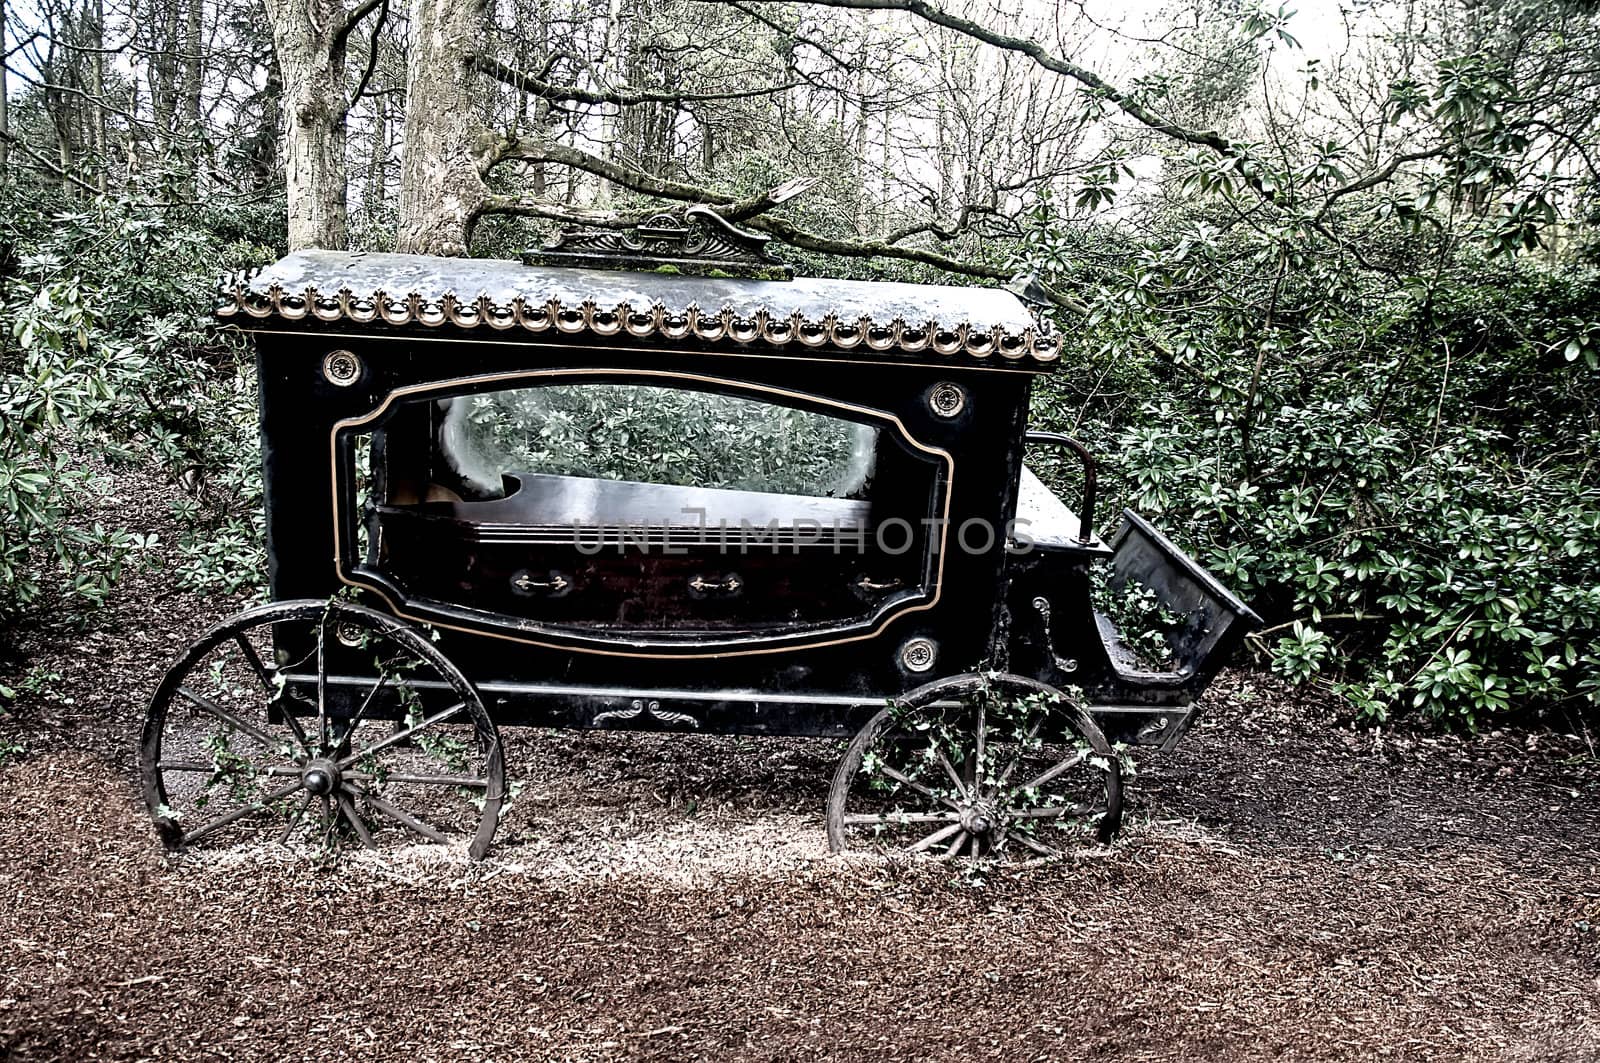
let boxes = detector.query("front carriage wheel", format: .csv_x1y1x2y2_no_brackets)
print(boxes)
827,673,1122,861
140,599,505,861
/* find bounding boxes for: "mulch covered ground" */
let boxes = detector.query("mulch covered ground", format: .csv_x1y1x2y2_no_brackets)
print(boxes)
0,469,1596,1061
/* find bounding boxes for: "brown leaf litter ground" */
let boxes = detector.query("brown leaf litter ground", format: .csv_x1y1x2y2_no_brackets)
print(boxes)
0,468,1596,1061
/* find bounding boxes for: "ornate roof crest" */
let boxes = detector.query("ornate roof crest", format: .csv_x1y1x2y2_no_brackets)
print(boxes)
520,205,793,281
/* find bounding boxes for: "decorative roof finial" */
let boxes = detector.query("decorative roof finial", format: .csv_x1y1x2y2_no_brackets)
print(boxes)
520,205,793,281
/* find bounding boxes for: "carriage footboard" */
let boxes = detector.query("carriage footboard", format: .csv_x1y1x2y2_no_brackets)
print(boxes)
1097,509,1262,691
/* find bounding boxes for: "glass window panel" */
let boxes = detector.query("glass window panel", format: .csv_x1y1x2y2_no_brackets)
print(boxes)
437,383,878,501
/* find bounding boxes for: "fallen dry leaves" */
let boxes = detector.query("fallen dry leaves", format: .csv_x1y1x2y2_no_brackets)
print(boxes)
0,468,1595,1061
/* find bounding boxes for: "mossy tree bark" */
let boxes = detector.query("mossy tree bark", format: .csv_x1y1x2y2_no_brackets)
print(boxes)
261,0,385,250
395,0,491,256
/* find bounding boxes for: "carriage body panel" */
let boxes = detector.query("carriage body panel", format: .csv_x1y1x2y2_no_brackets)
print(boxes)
229,247,1256,746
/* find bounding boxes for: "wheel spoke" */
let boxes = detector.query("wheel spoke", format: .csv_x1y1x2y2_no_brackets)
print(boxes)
364,792,448,845
934,748,968,799
157,760,217,773
1010,802,1094,820
159,760,298,778
991,716,1046,793
233,634,275,693
315,612,331,750
906,821,963,853
973,698,987,793
246,618,310,755
223,619,304,754
877,763,962,811
844,811,959,827
1012,831,1060,859
276,701,314,755
278,792,313,845
175,686,279,750
1015,749,1089,795
182,780,304,845
250,634,312,754
337,701,466,769
337,792,377,850
345,772,490,788
334,669,393,757
939,829,969,861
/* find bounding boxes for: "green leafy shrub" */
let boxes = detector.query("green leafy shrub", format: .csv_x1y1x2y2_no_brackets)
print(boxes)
0,192,276,629
1,271,158,615
1030,233,1600,728
1012,15,1600,728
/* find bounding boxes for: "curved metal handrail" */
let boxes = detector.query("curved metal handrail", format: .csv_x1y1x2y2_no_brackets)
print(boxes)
1024,431,1097,544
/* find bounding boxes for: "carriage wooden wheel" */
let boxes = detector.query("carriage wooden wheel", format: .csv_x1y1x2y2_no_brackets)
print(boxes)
140,599,505,860
827,673,1123,861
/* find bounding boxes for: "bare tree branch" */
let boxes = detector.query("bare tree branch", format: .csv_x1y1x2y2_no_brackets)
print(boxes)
492,135,823,221
3,68,206,147
349,0,390,105
489,134,739,202
468,54,801,107
477,196,636,226
1315,149,1445,221
0,129,102,194
724,1,857,70
485,133,1086,310
885,220,958,243
333,0,387,50
727,0,1237,154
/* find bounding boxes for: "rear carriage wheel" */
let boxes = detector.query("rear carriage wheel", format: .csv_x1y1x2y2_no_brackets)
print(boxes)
140,599,505,861
827,673,1122,861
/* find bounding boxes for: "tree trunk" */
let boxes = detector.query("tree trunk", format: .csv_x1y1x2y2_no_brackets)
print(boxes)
366,98,388,220
179,0,203,192
395,0,489,255
182,0,202,127
57,111,76,191
127,75,143,178
592,0,624,208
0,1,9,182
244,57,283,193
90,0,109,192
149,0,180,159
41,24,77,194
529,4,548,197
263,0,350,250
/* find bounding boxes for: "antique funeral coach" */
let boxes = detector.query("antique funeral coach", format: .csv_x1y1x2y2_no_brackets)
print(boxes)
140,209,1260,862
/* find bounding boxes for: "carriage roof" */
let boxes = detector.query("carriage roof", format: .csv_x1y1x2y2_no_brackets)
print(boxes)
217,250,1062,370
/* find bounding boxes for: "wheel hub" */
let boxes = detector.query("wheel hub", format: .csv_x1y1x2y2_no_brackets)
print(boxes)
960,801,999,836
301,759,342,796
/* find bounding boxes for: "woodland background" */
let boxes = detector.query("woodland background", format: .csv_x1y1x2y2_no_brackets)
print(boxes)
1,0,1598,729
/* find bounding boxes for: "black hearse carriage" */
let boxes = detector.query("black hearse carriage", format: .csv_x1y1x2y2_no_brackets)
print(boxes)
141,210,1259,862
